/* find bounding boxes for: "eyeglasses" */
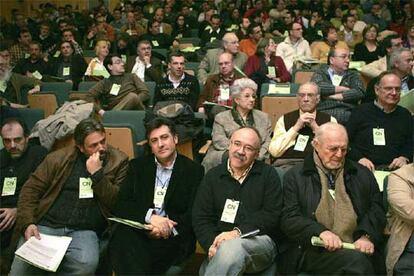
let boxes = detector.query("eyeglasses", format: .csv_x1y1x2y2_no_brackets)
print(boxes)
231,140,258,154
333,55,350,59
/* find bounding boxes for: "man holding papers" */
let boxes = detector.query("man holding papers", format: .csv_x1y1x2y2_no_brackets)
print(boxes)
10,119,128,275
280,122,385,274
192,127,283,275
109,118,204,275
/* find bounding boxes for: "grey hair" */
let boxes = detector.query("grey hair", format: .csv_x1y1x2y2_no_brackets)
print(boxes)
390,47,411,69
298,81,320,94
313,122,348,144
230,78,258,99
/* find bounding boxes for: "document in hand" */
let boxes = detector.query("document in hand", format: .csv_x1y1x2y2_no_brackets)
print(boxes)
15,233,72,272
108,217,152,230
311,236,356,250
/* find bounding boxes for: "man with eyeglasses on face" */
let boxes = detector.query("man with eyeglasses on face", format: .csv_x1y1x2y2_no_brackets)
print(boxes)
193,126,283,276
126,40,163,83
311,47,365,124
280,122,386,275
86,54,149,116
198,32,248,85
269,82,336,170
346,71,413,172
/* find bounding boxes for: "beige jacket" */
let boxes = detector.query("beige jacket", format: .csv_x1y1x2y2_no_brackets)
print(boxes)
361,56,387,79
386,164,414,275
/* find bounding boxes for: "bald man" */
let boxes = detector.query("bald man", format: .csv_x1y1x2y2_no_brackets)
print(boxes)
198,32,248,84
280,122,385,275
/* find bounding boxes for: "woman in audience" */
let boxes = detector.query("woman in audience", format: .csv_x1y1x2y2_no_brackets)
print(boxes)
403,21,414,49
84,39,110,79
353,24,382,64
48,41,87,90
244,37,290,97
171,14,192,40
201,78,272,172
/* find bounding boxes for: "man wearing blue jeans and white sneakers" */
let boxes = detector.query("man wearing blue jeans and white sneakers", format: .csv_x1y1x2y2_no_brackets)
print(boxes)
192,126,283,275
9,118,128,275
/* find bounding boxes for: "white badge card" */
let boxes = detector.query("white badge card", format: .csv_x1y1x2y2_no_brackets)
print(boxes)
2,177,17,196
268,66,276,78
331,75,343,86
110,84,121,96
220,199,240,223
293,134,310,152
220,86,230,101
0,80,7,92
79,177,94,199
53,51,60,57
121,54,127,63
210,37,217,43
152,40,159,47
373,128,386,146
153,186,167,208
25,53,30,58
328,189,336,200
63,67,70,76
32,71,43,80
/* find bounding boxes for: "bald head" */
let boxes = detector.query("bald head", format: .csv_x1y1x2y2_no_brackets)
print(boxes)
223,32,240,54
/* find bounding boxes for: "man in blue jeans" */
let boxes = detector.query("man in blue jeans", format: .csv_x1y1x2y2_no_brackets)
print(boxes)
9,118,128,275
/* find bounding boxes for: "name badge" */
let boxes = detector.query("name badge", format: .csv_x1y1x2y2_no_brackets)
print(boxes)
25,53,30,58
153,186,167,209
53,51,60,57
210,37,217,43
79,177,94,199
0,80,7,92
32,70,43,80
373,128,386,146
317,30,323,37
152,40,159,47
110,84,121,96
220,86,230,101
2,177,17,196
293,134,309,152
220,199,239,223
127,30,132,36
268,66,276,78
63,67,70,76
283,30,289,37
121,55,127,63
331,74,343,86
329,189,335,200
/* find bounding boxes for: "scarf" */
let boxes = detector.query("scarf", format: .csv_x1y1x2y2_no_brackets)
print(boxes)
231,108,255,127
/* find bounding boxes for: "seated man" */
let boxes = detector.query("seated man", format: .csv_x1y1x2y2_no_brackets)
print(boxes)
239,23,263,57
311,47,365,124
12,41,49,79
0,118,47,272
197,32,248,85
193,127,283,275
153,52,200,110
346,72,413,171
138,20,173,49
311,23,349,63
10,118,129,275
109,118,204,274
337,14,363,51
200,14,225,47
386,163,414,275
280,122,385,275
269,82,336,170
86,54,149,116
125,40,163,83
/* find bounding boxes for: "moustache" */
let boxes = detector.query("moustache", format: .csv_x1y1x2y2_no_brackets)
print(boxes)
233,152,246,161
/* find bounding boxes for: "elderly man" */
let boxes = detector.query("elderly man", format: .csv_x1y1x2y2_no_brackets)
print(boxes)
198,32,248,85
109,118,204,274
0,118,47,271
386,163,414,275
346,72,413,171
280,122,386,275
10,118,129,275
193,126,282,275
311,47,365,124
86,54,149,116
126,40,163,83
269,82,336,170
153,7,172,35
276,22,312,73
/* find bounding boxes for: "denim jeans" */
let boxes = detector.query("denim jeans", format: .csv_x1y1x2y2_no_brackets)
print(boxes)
10,225,100,275
200,235,276,276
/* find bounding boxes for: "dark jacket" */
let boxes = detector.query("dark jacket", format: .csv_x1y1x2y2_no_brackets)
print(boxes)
47,54,87,90
113,154,204,260
192,160,283,252
279,154,386,273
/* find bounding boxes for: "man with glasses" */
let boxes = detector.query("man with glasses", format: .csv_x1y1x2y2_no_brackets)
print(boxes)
269,82,336,170
198,32,248,85
346,71,413,171
193,126,283,275
126,40,163,83
86,54,149,116
276,22,312,73
280,122,385,274
311,47,365,124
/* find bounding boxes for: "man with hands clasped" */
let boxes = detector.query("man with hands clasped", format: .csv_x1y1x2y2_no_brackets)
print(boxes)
9,119,129,275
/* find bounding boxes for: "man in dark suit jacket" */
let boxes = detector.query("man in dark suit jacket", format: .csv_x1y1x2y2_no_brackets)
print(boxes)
125,40,164,83
109,117,204,275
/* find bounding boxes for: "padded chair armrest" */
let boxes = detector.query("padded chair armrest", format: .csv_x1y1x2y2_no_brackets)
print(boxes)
198,140,212,155
137,139,148,146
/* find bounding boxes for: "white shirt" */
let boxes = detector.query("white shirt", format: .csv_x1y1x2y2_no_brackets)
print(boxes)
131,56,150,81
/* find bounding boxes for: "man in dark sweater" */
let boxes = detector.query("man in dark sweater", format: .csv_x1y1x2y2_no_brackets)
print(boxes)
153,52,200,110
346,71,413,171
10,118,129,275
12,41,49,79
